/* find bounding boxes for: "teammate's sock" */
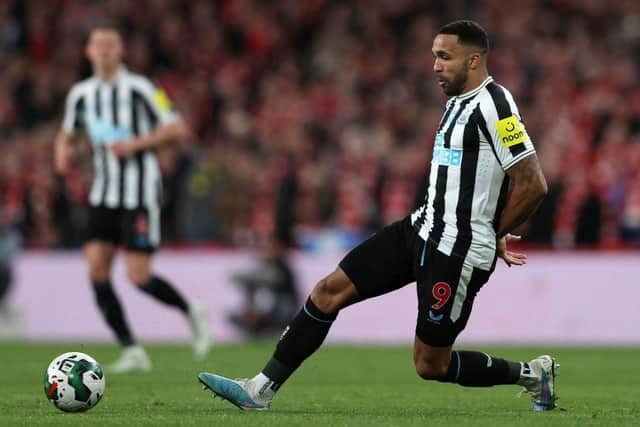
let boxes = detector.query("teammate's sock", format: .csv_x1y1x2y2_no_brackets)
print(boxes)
439,350,521,387
0,263,11,301
260,297,337,392
92,281,135,347
138,275,189,313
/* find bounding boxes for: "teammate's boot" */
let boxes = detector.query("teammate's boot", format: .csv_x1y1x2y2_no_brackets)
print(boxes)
518,354,558,411
188,305,212,359
107,345,152,373
198,373,271,410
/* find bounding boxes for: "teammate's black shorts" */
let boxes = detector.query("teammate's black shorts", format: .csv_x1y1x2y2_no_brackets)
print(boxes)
86,206,159,253
339,216,492,347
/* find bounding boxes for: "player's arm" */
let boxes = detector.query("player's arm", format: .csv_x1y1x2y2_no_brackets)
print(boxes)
56,84,84,175
495,153,547,266
497,153,547,238
111,79,187,158
54,128,78,175
111,117,187,158
482,87,547,265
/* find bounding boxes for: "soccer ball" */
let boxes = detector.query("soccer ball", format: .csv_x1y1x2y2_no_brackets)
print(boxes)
43,352,106,412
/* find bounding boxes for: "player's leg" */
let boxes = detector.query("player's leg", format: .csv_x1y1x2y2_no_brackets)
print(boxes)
0,257,15,322
412,244,525,387
125,251,189,313
85,206,150,373
199,217,417,410
124,207,211,358
85,240,126,343
257,267,360,388
85,207,131,345
198,266,360,410
413,337,557,411
0,260,11,304
86,240,152,373
413,337,523,386
412,243,557,410
258,218,417,390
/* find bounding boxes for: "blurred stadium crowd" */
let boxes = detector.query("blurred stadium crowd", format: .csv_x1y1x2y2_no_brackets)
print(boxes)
0,0,639,249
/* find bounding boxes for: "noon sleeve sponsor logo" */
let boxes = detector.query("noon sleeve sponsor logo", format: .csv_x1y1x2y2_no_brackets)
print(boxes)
153,88,173,112
496,115,527,148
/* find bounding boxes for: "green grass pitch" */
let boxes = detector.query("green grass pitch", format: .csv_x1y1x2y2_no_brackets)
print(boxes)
1,342,638,426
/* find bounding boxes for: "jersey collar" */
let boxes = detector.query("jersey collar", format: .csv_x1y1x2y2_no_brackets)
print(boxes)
453,76,493,101
95,65,127,86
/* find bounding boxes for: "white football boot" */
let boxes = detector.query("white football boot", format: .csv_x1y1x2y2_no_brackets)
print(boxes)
188,305,212,359
107,345,152,373
518,354,558,411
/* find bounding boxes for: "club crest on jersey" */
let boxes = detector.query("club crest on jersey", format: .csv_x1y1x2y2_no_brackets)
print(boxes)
496,115,527,148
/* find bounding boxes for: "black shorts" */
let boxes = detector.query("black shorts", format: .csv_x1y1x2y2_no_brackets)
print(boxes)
86,206,160,253
339,216,492,347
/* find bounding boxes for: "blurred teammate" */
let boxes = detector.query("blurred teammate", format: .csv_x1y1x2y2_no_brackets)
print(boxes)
0,199,21,330
199,20,556,411
55,24,211,372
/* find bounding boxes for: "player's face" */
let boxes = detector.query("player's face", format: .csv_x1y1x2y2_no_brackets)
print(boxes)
432,34,470,96
86,29,123,71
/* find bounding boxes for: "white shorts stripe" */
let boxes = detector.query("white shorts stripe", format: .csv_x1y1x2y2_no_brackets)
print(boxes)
148,203,161,247
450,261,474,322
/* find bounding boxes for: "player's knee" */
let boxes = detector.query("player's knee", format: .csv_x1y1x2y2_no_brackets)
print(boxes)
88,265,110,283
127,269,150,287
310,277,342,313
415,359,449,380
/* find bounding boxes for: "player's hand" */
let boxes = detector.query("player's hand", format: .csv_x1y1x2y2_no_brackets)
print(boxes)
55,143,73,175
497,233,527,267
110,141,140,158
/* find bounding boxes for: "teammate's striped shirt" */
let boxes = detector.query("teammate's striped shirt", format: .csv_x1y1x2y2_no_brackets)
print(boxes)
62,66,177,211
411,76,536,271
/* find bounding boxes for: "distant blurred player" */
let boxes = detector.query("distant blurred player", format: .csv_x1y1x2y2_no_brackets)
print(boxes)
0,198,21,332
198,20,557,411
54,23,211,372
228,237,299,337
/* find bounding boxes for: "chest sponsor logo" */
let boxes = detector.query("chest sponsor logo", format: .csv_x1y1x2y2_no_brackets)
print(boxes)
87,118,133,146
432,132,462,167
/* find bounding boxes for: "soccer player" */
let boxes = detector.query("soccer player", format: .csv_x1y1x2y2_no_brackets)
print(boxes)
198,20,556,411
54,24,211,372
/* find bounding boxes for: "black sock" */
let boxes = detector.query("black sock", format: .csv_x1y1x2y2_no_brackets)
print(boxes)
0,263,11,301
92,281,135,347
262,297,337,389
439,350,522,387
139,275,189,313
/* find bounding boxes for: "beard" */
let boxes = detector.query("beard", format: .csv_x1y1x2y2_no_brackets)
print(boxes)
442,67,469,96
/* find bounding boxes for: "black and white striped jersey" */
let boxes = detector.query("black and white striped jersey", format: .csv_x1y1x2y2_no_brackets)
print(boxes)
411,76,536,271
63,66,177,211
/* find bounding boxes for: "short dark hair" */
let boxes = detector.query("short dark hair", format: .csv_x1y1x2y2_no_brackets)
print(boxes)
438,20,489,53
91,21,123,37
